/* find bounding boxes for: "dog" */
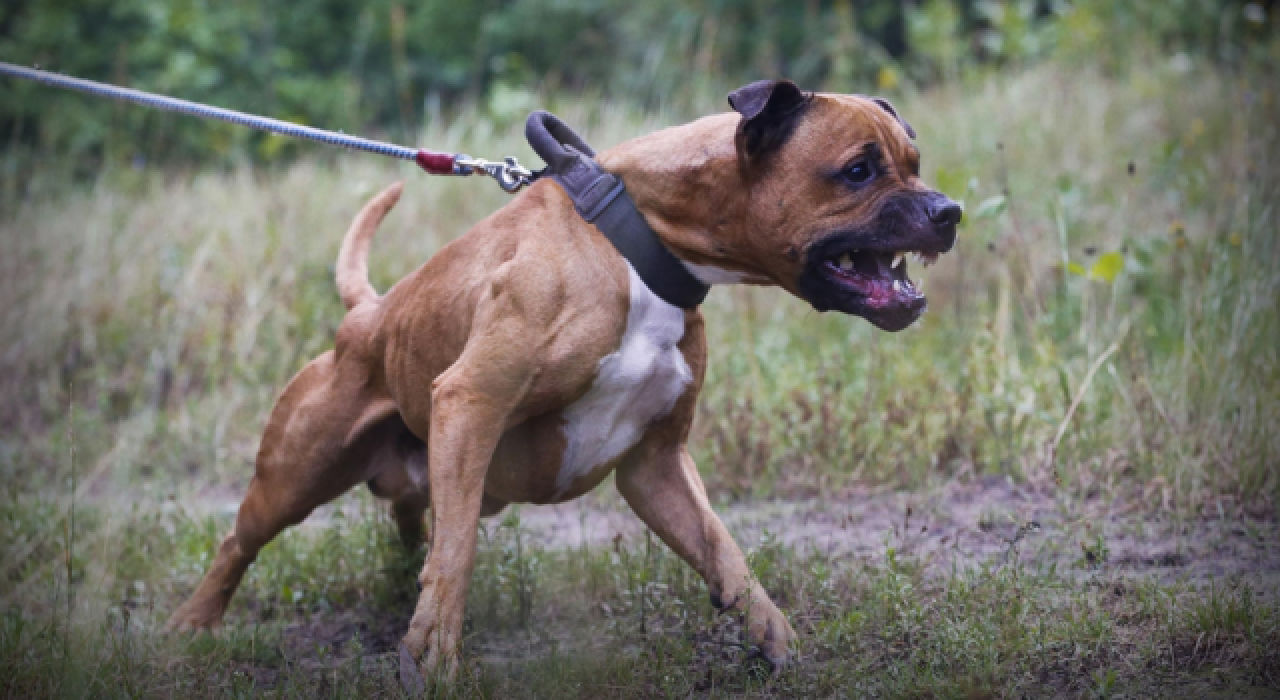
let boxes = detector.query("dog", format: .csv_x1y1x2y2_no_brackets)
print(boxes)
167,79,961,685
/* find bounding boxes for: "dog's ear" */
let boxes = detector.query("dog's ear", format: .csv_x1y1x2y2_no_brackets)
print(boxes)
869,97,916,139
728,79,811,165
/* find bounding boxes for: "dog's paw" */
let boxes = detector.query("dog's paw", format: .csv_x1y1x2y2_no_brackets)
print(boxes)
398,641,460,695
399,606,463,694
398,642,426,696
758,612,798,671
740,593,798,671
163,602,223,634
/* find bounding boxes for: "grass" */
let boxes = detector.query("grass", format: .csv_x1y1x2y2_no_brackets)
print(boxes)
1,49,1279,697
2,490,1277,698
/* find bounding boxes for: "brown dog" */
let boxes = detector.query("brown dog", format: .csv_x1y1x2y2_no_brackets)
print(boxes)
167,80,960,684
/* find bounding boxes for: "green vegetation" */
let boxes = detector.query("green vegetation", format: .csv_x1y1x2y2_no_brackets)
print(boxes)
2,1,1279,697
0,0,1272,174
3,492,1277,698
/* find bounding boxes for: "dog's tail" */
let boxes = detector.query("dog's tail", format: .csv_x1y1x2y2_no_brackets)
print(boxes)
337,182,403,311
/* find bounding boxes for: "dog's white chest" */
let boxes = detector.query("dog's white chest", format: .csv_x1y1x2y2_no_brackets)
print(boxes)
556,264,692,494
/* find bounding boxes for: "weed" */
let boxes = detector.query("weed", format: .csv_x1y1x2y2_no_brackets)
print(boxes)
1079,533,1111,571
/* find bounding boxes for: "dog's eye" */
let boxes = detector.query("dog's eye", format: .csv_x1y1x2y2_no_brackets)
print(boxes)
844,161,874,185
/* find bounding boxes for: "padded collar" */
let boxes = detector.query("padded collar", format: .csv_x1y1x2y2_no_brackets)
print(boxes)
527,111,709,310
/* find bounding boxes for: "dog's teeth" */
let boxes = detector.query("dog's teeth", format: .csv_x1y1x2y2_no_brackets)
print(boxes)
839,254,854,271
893,279,903,292
892,252,904,270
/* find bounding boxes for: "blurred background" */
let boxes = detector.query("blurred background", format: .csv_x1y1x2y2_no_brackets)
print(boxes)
1,0,1275,177
1,0,1277,502
0,0,1276,504
1,2,1279,696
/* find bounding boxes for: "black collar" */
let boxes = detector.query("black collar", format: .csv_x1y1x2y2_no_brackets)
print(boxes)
526,111,710,310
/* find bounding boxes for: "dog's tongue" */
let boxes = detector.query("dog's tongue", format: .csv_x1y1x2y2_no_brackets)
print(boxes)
864,256,920,309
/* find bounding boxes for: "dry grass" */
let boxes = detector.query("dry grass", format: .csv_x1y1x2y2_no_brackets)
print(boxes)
2,61,1276,509
1,55,1278,698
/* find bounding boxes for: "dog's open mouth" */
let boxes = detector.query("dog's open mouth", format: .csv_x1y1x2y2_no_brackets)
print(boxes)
822,248,938,310
797,242,945,332
796,192,959,331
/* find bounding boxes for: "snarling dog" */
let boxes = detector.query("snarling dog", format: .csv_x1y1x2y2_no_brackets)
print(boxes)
167,80,960,684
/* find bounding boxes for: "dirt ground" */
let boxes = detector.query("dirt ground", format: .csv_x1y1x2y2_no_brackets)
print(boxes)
512,475,1280,590
250,474,1279,678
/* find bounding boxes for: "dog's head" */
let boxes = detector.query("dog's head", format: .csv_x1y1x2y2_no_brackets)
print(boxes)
721,80,961,331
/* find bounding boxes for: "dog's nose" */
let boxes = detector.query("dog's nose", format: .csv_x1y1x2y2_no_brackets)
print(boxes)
928,198,963,227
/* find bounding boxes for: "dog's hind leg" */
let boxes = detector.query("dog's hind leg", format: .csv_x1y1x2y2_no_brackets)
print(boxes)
370,450,506,551
167,350,397,630
366,436,432,548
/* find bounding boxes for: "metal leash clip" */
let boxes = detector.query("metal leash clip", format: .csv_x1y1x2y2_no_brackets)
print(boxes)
453,155,534,193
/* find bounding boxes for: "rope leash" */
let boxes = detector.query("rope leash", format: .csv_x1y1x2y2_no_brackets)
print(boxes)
0,61,535,193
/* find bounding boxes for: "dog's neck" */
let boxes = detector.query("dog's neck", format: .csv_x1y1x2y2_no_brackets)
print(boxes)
598,114,770,286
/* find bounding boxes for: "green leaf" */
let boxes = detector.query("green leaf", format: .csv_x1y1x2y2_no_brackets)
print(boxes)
1089,252,1124,282
933,167,970,201
973,195,1007,220
1058,367,1072,405
1066,261,1087,277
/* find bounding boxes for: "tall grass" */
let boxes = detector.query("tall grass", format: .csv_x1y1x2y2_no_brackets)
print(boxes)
8,59,1272,513
1,55,1278,699
694,63,1279,513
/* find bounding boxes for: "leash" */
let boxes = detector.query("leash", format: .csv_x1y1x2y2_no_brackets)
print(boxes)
2,61,708,307
0,61,534,193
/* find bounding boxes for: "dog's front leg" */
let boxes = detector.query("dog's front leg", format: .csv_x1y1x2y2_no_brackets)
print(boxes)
398,373,516,690
616,443,797,668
